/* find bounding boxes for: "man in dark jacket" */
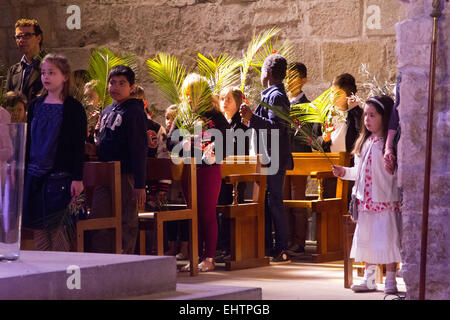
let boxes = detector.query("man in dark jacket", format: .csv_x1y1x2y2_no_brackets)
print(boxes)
6,19,45,102
240,54,293,263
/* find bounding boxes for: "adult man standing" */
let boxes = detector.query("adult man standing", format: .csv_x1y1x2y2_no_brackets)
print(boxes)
6,19,45,102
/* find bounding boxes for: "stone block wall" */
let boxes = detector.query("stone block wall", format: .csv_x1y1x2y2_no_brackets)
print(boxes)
1,0,404,120
395,0,449,300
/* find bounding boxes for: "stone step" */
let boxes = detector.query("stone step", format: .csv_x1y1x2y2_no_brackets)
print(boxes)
128,283,262,300
0,250,177,300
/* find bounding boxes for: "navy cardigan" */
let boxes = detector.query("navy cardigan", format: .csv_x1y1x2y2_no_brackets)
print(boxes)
26,95,87,181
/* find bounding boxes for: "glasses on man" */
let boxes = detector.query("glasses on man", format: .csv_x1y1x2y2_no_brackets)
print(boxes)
14,33,36,40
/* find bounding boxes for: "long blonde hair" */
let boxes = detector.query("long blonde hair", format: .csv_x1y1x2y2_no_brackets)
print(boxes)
180,73,217,112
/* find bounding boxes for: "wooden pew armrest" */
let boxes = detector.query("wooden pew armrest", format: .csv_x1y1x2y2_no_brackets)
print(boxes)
310,171,335,180
224,173,265,184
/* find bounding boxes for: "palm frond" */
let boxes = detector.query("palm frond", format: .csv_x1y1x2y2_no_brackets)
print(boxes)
252,34,295,73
240,27,281,93
358,63,396,102
196,53,240,95
86,47,137,110
146,53,186,105
290,88,345,125
260,100,334,165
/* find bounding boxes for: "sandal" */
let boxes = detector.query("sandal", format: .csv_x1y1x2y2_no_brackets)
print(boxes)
198,258,215,272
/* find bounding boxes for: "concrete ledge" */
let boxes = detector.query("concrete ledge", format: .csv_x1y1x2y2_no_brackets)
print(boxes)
0,251,176,300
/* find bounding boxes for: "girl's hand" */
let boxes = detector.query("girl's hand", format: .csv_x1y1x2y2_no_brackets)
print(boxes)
332,165,345,178
71,180,84,198
384,148,396,175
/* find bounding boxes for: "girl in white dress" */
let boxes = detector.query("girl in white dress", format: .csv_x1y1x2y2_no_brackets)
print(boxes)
333,95,401,294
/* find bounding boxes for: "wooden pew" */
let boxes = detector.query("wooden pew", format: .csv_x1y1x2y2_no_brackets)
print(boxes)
138,157,198,276
216,155,269,270
78,161,122,253
284,152,350,263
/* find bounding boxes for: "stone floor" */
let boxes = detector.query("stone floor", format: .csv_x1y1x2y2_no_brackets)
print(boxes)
174,260,406,300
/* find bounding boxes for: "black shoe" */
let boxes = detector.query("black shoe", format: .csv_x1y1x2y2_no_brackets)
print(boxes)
286,244,305,256
271,251,291,264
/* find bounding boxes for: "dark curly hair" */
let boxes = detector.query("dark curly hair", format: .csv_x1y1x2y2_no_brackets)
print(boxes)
263,54,287,82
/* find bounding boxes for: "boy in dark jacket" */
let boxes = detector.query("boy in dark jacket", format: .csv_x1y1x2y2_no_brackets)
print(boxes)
240,54,293,263
90,65,148,254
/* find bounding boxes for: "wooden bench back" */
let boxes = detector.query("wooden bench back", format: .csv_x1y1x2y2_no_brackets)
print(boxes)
221,155,261,178
82,161,122,219
286,152,350,201
287,152,348,176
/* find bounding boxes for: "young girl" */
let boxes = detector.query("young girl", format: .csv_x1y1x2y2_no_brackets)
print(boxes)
167,73,230,272
22,53,87,251
332,95,401,294
323,73,362,154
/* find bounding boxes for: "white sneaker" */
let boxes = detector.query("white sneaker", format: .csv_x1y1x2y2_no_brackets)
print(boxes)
384,280,398,294
351,281,377,292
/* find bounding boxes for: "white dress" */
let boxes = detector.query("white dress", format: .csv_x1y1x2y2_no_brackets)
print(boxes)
329,108,347,153
350,136,402,264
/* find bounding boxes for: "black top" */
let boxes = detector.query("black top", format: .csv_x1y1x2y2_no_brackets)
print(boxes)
290,92,314,153
168,108,231,165
249,83,294,171
228,111,250,156
26,95,87,180
97,98,148,188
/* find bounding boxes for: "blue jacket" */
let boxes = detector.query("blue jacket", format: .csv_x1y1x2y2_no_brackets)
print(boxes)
249,83,294,171
97,98,148,188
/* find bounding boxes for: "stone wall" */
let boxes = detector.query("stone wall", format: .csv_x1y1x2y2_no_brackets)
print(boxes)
1,0,404,120
395,0,449,300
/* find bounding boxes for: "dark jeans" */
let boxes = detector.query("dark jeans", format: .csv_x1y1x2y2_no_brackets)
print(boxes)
265,169,288,256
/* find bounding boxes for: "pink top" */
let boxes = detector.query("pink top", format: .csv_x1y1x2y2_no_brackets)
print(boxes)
358,136,401,213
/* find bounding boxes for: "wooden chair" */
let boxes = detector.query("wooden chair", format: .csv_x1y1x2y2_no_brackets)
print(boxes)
284,152,350,262
77,161,122,253
138,157,198,276
216,155,269,270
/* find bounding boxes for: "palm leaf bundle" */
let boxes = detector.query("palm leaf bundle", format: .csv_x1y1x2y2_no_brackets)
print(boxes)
289,88,344,126
260,100,335,166
196,53,240,95
358,63,396,102
239,27,281,94
252,33,295,75
146,53,186,105
87,47,138,110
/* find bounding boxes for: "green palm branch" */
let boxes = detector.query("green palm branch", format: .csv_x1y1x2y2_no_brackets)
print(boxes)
176,74,214,134
146,53,186,105
240,27,281,93
260,100,335,166
87,47,138,110
252,33,295,75
290,88,339,125
196,53,240,95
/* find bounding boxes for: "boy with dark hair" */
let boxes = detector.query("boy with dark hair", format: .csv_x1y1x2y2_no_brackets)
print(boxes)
90,65,148,254
240,54,293,263
284,62,312,256
6,19,45,102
